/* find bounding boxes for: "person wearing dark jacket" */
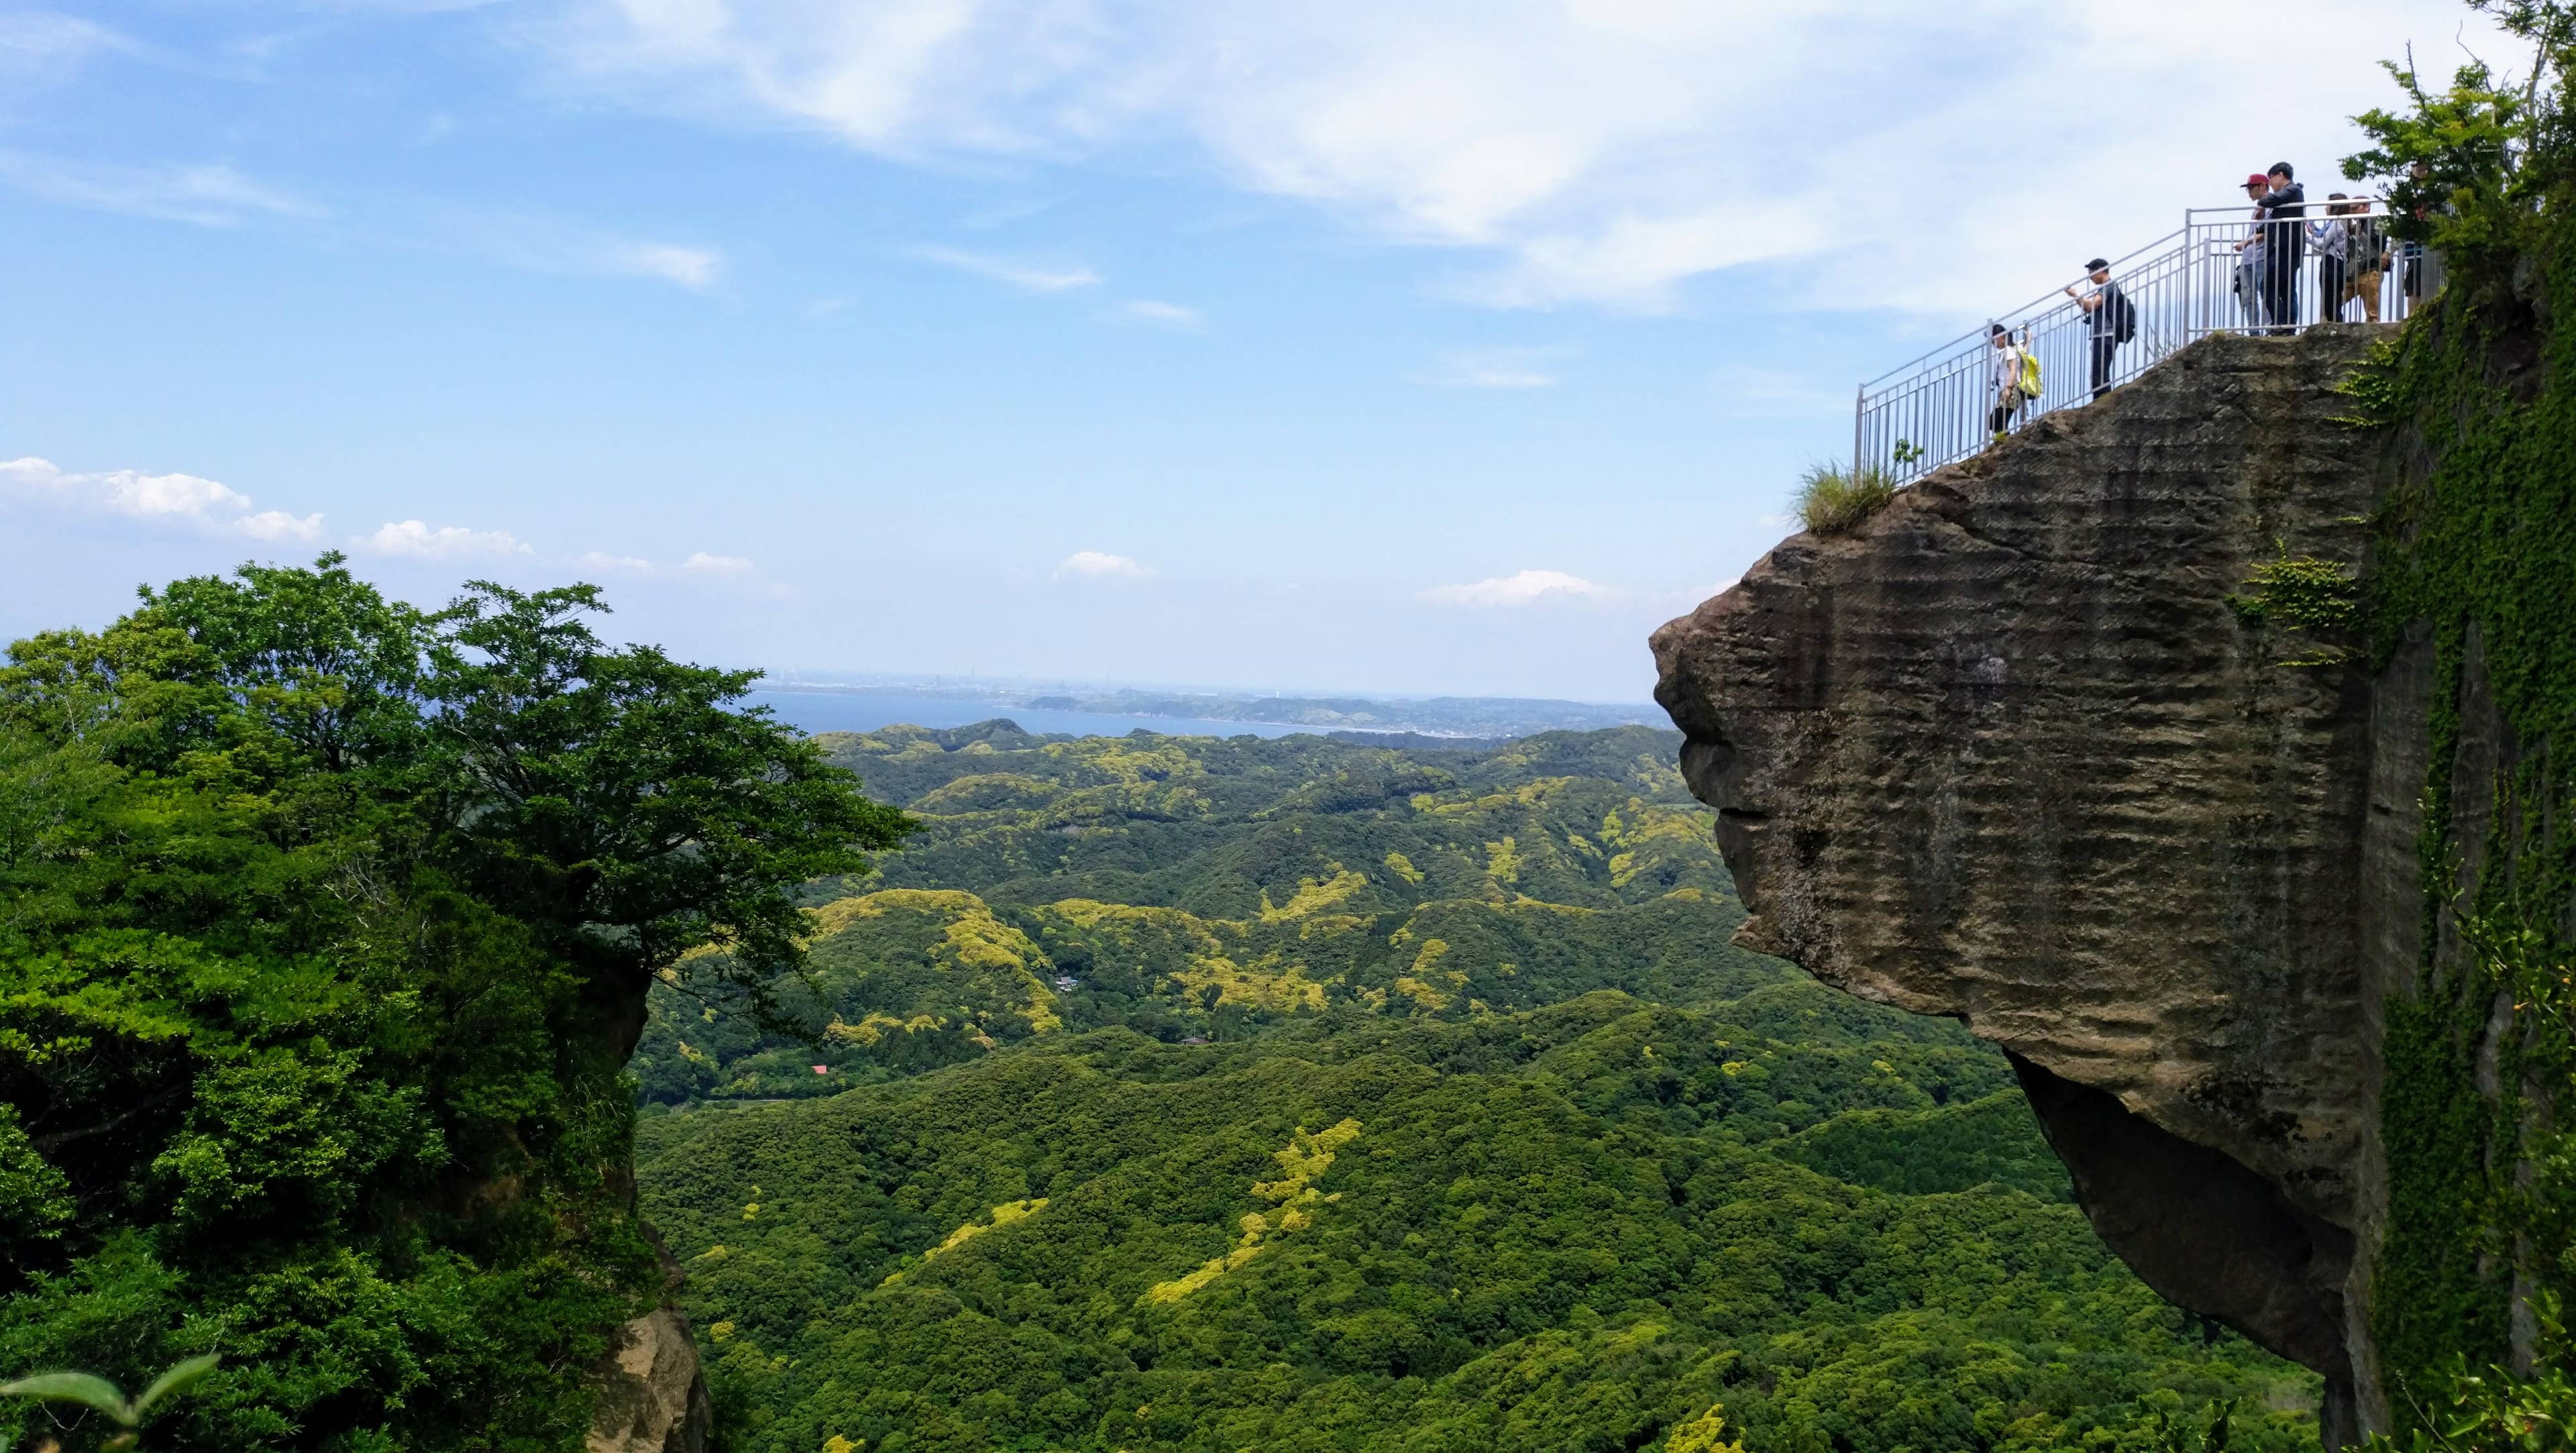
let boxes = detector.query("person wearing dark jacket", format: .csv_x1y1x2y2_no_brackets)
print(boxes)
2260,163,2306,330
2064,259,2129,398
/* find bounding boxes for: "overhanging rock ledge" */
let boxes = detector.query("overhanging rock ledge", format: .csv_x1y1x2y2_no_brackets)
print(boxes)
1652,328,2421,1449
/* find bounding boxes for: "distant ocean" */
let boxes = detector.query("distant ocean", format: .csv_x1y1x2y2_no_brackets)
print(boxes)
746,689,1306,740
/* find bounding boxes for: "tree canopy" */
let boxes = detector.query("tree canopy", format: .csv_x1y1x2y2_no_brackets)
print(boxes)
0,555,908,1452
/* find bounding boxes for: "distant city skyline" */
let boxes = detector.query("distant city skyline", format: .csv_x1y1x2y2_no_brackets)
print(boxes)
2,0,2511,700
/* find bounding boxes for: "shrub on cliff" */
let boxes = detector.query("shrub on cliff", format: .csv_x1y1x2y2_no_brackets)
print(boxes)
0,555,910,1451
1794,463,1897,535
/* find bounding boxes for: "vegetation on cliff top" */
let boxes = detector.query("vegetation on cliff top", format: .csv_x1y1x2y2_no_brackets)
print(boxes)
2324,1,2576,1440
0,556,907,1451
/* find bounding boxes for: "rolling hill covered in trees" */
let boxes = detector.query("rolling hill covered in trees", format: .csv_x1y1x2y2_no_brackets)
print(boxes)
634,723,2325,1453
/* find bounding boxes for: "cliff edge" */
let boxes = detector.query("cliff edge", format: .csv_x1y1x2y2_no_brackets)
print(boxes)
1652,329,2414,1446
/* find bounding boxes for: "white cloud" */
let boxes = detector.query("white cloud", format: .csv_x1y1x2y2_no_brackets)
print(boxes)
2,455,329,541
360,519,531,559
683,551,754,574
1423,568,1605,607
539,0,2513,314
577,550,656,572
0,152,323,228
1424,347,1562,389
912,244,1100,293
236,509,326,541
1116,299,1202,328
5,454,227,515
1056,550,1154,580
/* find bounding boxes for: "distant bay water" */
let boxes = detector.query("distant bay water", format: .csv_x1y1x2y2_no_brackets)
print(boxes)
745,689,1306,740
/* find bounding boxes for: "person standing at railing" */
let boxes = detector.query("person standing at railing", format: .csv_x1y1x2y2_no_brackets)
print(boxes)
2342,201,2389,323
2064,258,2132,400
2310,195,2353,322
2235,174,2275,328
2258,163,2307,331
1987,324,2033,439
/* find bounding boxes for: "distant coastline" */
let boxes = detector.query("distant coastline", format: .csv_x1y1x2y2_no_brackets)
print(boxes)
760,678,1659,741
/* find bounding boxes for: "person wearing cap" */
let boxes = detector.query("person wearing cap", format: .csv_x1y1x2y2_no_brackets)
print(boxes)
2235,172,2274,328
2063,258,2129,399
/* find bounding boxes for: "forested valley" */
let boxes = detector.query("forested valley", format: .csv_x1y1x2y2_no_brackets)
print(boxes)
634,722,2326,1453
0,557,2328,1452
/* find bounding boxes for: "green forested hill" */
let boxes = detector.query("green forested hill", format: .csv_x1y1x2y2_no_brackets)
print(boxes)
633,724,2323,1453
631,724,1772,1101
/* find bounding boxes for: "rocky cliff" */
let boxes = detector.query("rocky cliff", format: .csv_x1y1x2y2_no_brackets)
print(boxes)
1652,329,2422,1448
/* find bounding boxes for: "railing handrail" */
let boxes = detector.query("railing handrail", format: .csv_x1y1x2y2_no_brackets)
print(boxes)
2182,198,2397,221
1851,195,2435,490
1863,199,2407,392
1858,227,2184,393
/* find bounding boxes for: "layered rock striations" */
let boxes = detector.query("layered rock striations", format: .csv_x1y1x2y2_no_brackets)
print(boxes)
1652,329,2417,1446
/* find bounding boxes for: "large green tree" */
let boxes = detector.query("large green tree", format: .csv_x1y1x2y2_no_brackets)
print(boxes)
0,555,910,1451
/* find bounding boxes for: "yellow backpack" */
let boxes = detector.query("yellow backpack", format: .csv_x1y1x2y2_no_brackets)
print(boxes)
2016,345,2043,399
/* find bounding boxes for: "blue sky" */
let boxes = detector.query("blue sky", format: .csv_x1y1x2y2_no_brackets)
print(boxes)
1,0,2510,701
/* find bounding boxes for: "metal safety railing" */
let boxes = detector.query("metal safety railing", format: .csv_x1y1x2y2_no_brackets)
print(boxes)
1856,199,2443,486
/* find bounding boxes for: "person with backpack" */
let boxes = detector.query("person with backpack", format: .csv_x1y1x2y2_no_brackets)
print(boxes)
2064,258,2133,398
2345,204,2389,322
1987,323,2036,439
2310,195,2353,322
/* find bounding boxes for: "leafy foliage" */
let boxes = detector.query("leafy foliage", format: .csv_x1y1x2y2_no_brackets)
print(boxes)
633,726,1783,1103
633,725,2321,1453
2226,545,2364,667
637,998,2319,1453
2341,2,2576,1436
0,556,906,1452
2,1352,219,1448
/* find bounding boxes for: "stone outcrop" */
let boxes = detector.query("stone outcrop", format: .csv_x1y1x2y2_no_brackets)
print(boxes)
587,1305,713,1453
1652,329,2418,1448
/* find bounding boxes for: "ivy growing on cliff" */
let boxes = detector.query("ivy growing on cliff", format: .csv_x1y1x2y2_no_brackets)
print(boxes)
2337,3,2576,1440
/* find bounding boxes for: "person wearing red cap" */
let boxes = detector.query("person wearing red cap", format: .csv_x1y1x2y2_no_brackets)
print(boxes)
2235,173,2275,329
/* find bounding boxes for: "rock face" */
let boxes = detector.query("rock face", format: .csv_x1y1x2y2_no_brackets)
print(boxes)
1652,329,2414,1448
587,1306,714,1453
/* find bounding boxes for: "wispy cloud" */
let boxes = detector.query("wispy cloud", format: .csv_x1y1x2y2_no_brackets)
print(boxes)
1423,568,1605,608
416,203,725,289
682,551,753,574
1706,365,1845,418
1056,550,1154,580
1424,347,1562,390
912,244,1100,293
0,152,322,227
576,550,655,572
1116,299,1203,329
540,1,2514,314
1,455,320,538
0,149,726,293
617,241,723,288
0,11,140,75
360,519,530,559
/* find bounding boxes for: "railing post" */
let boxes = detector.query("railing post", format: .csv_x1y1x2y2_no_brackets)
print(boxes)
1854,383,1865,482
2184,208,2196,342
